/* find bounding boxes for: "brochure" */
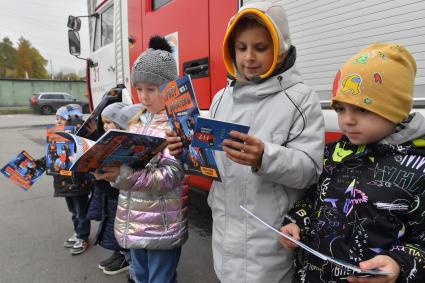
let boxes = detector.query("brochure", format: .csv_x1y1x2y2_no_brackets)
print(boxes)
240,205,393,277
45,124,76,176
1,150,44,190
191,117,250,151
56,129,167,173
76,88,122,137
160,75,221,181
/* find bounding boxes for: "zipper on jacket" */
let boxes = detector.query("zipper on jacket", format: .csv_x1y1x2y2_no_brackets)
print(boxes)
159,194,169,230
123,113,157,247
123,191,132,248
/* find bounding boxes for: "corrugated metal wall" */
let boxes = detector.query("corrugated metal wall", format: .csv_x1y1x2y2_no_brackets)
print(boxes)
0,79,87,106
242,0,425,100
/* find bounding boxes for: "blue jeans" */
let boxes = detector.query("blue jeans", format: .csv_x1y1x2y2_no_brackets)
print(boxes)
65,195,90,240
130,247,181,283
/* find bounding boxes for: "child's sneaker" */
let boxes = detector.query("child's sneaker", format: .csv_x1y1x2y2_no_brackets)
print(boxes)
103,253,130,275
98,251,121,270
63,233,78,248
70,239,89,255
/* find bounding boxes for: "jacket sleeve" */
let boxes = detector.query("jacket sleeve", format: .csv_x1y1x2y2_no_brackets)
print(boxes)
281,184,319,234
380,198,425,282
111,151,185,194
255,87,325,189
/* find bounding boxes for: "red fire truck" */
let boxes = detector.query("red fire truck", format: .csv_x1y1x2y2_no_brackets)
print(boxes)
67,0,425,193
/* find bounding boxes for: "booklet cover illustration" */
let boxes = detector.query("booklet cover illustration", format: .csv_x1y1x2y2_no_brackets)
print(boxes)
1,150,44,190
45,125,76,176
76,88,122,137
160,75,221,181
56,129,167,173
240,205,393,277
192,117,250,151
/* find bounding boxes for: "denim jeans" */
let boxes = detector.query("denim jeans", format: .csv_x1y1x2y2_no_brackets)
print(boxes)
130,247,181,283
65,195,90,240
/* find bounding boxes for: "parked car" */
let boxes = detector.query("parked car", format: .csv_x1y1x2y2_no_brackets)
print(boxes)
29,92,90,115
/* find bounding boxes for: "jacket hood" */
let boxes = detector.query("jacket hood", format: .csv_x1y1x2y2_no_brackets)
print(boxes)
332,113,425,164
380,112,425,146
223,2,292,81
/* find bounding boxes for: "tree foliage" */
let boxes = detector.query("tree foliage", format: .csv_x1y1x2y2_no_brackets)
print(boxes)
16,37,48,79
0,37,17,77
0,36,48,79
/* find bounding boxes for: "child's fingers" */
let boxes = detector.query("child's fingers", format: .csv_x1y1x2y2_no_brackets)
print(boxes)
165,130,177,138
279,225,301,249
223,145,251,166
222,138,244,151
229,130,248,141
279,235,296,249
347,275,387,283
169,148,182,157
167,140,183,157
92,170,104,180
166,135,181,145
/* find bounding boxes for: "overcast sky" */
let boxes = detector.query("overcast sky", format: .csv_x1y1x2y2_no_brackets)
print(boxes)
0,0,90,75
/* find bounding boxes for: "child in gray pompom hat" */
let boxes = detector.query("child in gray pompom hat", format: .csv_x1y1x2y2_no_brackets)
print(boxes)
93,35,187,283
131,36,178,86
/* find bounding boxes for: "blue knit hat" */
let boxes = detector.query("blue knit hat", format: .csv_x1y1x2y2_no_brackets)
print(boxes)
56,104,83,121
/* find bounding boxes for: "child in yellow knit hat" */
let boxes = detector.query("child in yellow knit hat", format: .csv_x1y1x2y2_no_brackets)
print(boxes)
280,43,425,282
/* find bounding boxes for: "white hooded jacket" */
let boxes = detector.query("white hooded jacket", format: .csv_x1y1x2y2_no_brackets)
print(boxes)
208,2,325,282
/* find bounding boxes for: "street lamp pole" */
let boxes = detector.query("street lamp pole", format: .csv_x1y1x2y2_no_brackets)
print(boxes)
50,59,53,80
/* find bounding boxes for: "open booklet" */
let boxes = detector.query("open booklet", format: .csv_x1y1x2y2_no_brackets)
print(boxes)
76,88,122,137
191,117,250,151
240,205,393,277
160,75,222,181
56,129,167,173
1,150,44,191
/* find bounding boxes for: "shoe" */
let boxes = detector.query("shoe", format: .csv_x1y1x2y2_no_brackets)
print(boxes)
103,253,130,275
63,233,78,248
70,239,89,255
98,251,121,270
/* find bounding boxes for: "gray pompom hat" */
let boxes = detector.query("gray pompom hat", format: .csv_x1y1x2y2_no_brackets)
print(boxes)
101,102,141,130
131,48,178,86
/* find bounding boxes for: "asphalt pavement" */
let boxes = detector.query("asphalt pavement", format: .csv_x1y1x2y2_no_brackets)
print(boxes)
0,113,218,283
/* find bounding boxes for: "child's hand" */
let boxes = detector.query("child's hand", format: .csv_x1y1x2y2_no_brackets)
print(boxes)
85,119,96,135
165,130,183,157
222,131,264,168
347,255,400,283
92,165,120,182
279,223,300,249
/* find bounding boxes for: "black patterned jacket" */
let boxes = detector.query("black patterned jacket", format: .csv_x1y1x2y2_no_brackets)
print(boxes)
284,128,425,282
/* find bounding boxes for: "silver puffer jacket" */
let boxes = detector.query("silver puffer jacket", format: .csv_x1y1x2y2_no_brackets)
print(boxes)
112,110,187,250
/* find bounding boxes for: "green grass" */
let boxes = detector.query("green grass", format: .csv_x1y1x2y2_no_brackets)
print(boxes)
0,107,34,115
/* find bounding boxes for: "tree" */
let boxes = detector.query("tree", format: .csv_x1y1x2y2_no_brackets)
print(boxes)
16,37,48,79
55,71,81,81
0,37,17,78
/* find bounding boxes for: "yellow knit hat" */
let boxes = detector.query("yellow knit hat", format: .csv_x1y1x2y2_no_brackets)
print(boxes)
331,43,416,124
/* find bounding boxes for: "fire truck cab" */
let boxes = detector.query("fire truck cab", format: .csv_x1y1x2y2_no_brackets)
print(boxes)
67,0,425,192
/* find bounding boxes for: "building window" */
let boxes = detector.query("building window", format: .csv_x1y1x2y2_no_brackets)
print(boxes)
152,0,171,10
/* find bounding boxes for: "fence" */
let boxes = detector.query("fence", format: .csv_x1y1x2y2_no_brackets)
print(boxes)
0,79,87,106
